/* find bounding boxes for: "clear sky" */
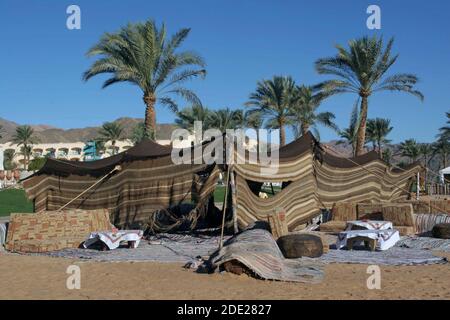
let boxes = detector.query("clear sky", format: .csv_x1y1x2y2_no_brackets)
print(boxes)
0,0,449,143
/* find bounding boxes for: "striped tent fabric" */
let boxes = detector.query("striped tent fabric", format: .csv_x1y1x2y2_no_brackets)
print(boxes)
209,228,324,283
414,213,450,234
232,132,422,231
22,139,221,231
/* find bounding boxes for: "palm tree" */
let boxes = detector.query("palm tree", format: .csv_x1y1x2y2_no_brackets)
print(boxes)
365,123,377,151
175,104,212,133
365,118,393,157
131,122,148,145
315,36,423,156
290,85,338,139
382,148,393,166
94,139,106,157
3,149,17,170
98,122,124,155
432,137,450,169
400,139,420,163
246,76,296,146
439,112,450,141
12,125,38,170
83,20,206,139
245,110,263,148
419,143,433,184
207,108,244,133
336,104,359,156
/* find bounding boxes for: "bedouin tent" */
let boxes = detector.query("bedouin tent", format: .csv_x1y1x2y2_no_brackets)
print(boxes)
231,132,423,231
22,139,221,232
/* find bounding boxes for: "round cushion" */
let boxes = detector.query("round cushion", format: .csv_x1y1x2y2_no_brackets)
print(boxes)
432,223,450,239
276,234,324,258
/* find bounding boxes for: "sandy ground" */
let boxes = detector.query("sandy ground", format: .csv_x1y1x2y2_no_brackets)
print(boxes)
0,252,449,300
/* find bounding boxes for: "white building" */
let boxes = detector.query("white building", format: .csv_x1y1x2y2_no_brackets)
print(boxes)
0,140,159,167
0,133,258,169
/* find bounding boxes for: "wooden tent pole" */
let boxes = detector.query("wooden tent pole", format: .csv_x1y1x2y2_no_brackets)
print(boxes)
230,169,238,234
58,165,121,211
219,165,231,250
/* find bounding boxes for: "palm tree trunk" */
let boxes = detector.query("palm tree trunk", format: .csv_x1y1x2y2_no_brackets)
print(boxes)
143,94,157,140
378,139,382,158
302,123,309,137
24,144,28,170
279,123,286,146
355,96,369,156
256,129,260,152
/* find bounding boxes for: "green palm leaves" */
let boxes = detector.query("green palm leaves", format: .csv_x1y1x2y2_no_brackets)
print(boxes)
439,112,450,142
400,139,420,163
291,85,338,140
83,20,206,139
246,76,296,146
316,36,423,155
246,76,336,146
366,118,393,156
97,122,124,155
12,125,39,170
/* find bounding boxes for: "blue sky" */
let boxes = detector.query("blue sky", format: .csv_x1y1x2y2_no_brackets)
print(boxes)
0,0,449,143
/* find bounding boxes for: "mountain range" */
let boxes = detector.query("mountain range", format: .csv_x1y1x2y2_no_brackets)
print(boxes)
1,116,445,174
0,117,177,144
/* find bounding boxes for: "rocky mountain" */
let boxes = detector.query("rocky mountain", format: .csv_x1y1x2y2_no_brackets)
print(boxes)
0,117,177,143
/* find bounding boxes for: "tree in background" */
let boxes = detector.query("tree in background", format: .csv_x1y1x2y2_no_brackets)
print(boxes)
432,137,450,169
131,122,148,145
336,104,360,156
439,112,450,141
3,149,17,170
83,19,206,139
245,110,263,148
0,124,3,140
98,122,124,155
400,139,420,163
419,143,433,184
365,118,393,157
290,85,337,140
175,105,212,133
207,108,244,132
315,36,423,156
382,148,393,166
246,76,296,146
12,125,38,170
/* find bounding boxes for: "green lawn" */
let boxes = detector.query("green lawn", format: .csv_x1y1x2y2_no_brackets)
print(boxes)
214,185,226,202
0,189,34,217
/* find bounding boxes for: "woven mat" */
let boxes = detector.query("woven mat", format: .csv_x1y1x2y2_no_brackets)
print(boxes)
396,236,450,253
